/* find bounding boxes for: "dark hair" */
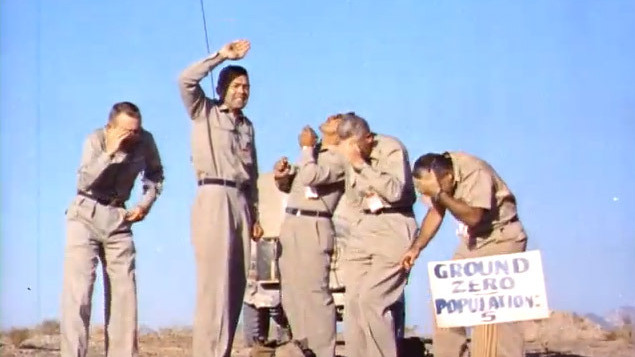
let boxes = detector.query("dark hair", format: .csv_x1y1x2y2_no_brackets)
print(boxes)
412,153,453,179
336,112,370,140
108,101,141,123
217,65,248,99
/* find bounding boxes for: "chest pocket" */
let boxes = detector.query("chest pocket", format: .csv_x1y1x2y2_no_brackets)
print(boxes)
209,111,254,166
236,126,253,165
210,118,236,153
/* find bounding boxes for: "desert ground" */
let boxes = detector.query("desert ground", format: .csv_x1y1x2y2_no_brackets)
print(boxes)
1,311,633,357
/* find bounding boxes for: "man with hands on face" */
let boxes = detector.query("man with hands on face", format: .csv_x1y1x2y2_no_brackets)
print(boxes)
401,151,528,357
335,113,417,357
60,101,164,357
272,114,347,357
178,39,263,357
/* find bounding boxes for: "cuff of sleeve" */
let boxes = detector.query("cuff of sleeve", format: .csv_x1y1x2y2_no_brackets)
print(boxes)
205,51,225,66
299,147,315,164
136,191,157,212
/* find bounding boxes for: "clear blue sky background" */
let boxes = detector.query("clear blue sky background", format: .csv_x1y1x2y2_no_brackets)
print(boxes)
1,0,634,334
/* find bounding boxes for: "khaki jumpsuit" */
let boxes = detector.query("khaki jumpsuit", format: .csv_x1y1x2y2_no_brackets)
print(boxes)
276,146,346,357
178,52,259,357
433,151,528,357
60,128,164,357
342,134,417,357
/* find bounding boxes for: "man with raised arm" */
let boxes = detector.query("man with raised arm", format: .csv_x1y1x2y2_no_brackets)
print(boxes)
178,39,263,357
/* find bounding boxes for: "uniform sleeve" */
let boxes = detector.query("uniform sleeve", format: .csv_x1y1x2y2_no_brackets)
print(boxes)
458,169,493,210
296,149,346,186
178,52,225,120
76,134,122,192
135,133,165,211
354,146,407,203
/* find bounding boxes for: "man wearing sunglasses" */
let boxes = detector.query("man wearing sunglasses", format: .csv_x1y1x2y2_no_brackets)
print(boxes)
60,101,164,357
401,152,528,357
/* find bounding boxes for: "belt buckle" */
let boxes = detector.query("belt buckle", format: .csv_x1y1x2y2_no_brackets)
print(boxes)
296,209,301,217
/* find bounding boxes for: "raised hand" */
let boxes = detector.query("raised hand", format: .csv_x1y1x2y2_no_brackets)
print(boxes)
105,126,133,156
273,157,291,178
219,39,250,60
298,126,318,148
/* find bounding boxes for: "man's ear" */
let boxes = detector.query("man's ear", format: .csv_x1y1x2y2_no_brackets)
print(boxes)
216,86,223,100
364,132,374,145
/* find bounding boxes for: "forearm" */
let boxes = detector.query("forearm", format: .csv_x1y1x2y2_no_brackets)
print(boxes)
77,153,115,191
436,191,483,227
134,135,165,212
179,52,225,86
135,183,159,211
354,162,404,202
178,52,226,118
411,205,445,251
77,135,126,191
297,148,343,186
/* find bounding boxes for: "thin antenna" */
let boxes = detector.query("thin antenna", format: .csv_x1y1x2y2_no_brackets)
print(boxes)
198,0,216,97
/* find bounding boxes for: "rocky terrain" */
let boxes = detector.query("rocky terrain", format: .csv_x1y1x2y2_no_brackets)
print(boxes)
1,310,633,356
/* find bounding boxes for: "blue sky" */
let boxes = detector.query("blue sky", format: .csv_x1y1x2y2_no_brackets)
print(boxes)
1,0,634,334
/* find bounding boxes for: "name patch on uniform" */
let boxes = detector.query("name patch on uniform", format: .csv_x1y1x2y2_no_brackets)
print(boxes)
428,250,549,327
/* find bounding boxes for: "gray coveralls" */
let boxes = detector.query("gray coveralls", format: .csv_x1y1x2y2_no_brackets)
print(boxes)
342,134,417,357
179,52,259,357
276,146,346,357
60,128,164,357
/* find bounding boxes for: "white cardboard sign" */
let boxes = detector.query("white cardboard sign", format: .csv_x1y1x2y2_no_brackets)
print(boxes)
427,250,549,327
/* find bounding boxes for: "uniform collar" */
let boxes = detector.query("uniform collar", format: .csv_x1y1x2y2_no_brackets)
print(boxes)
368,133,380,161
217,102,246,123
444,151,461,184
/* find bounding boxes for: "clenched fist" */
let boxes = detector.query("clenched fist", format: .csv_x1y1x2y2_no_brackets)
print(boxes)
298,126,318,148
273,157,291,178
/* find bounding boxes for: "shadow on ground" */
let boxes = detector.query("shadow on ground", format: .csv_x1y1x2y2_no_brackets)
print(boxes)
395,337,592,357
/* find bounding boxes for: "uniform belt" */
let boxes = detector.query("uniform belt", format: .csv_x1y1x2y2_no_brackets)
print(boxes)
469,216,520,238
198,178,249,191
362,206,414,216
285,207,332,218
77,191,125,208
